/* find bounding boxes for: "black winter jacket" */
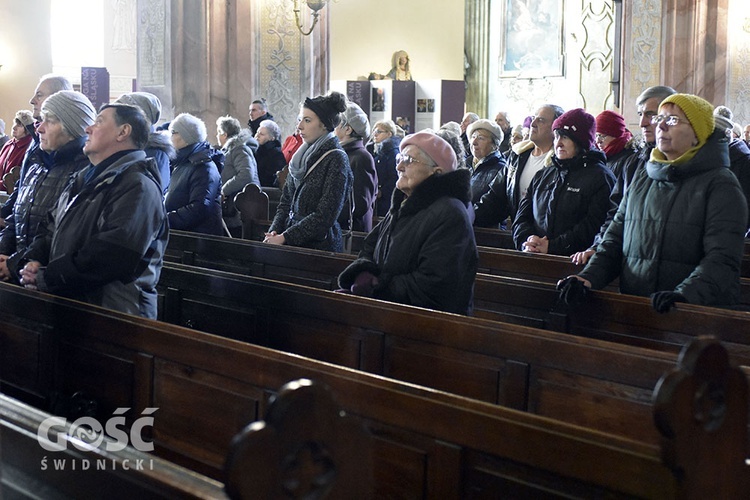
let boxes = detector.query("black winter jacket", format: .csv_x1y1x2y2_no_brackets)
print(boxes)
580,131,747,306
470,150,506,205
727,138,750,234
513,148,616,255
370,136,401,217
338,169,478,315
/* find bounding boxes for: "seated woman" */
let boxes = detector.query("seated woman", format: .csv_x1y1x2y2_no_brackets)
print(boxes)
264,91,352,252
337,131,478,315
216,115,259,237
0,110,34,192
513,108,616,256
166,113,224,235
254,119,287,187
560,94,748,312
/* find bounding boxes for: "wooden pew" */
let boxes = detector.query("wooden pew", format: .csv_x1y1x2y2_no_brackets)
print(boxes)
1,377,370,499
164,231,750,362
0,283,746,498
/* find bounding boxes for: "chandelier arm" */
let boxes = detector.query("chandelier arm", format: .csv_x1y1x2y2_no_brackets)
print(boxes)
294,7,320,36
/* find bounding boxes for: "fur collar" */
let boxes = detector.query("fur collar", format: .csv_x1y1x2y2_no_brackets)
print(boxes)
147,131,176,159
390,168,471,217
223,129,255,153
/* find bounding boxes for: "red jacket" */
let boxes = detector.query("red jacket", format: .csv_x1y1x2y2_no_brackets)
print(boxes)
0,134,33,191
281,133,303,164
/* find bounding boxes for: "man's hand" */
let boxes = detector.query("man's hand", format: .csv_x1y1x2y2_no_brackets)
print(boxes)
571,248,595,266
522,235,549,254
19,260,42,290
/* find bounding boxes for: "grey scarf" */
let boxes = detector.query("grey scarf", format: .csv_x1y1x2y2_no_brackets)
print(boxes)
288,132,334,182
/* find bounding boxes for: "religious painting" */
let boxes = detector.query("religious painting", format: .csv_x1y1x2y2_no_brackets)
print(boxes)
500,0,565,77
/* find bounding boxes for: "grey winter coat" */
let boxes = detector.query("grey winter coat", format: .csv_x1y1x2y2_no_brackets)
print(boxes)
269,135,353,252
221,130,260,228
579,131,748,307
23,151,168,319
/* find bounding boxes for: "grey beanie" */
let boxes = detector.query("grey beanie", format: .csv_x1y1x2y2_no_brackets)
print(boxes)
41,90,96,139
115,92,161,125
713,105,734,133
169,113,207,145
341,101,370,138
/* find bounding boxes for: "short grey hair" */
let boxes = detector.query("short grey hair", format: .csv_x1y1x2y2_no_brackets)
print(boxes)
259,119,280,141
636,85,677,106
216,115,242,137
39,74,73,93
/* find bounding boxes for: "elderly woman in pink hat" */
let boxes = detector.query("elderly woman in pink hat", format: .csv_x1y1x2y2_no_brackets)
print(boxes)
337,131,478,315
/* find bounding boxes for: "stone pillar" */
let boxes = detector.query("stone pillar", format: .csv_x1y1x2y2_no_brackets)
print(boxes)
464,0,490,116
137,0,173,122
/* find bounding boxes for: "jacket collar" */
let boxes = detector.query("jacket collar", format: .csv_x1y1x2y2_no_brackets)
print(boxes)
646,129,730,181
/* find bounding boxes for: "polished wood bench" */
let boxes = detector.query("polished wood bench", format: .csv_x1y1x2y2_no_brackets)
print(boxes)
0,283,746,498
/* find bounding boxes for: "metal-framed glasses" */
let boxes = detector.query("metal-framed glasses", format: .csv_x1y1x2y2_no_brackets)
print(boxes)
651,114,685,127
396,154,434,167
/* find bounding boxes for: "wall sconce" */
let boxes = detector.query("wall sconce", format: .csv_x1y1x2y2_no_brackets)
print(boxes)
293,0,329,36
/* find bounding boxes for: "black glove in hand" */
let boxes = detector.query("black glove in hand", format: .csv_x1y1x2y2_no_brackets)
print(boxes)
556,276,589,306
351,271,378,297
650,291,686,313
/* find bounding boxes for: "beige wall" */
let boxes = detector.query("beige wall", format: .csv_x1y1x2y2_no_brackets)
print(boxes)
329,0,464,82
0,0,53,127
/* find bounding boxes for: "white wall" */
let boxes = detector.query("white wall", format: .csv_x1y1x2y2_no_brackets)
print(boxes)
329,0,464,82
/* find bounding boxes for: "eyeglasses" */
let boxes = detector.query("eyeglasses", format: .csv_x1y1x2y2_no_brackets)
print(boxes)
372,129,387,136
651,114,686,127
396,154,434,167
595,133,611,142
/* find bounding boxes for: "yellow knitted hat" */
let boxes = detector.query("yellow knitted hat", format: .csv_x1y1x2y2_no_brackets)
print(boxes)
659,93,715,147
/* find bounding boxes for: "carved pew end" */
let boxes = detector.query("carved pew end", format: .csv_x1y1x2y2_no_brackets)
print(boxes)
224,379,373,499
653,336,749,498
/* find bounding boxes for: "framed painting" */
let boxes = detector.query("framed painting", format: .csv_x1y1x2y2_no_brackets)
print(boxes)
500,0,565,78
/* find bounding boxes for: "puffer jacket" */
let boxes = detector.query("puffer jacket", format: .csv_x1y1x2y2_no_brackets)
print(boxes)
165,141,224,235
580,130,747,306
512,148,615,255
470,150,506,205
256,139,286,187
727,138,750,234
338,169,478,315
0,137,89,282
269,135,353,252
23,151,168,319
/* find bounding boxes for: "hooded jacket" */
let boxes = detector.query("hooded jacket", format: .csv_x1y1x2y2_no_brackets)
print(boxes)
338,169,478,315
23,150,168,319
221,130,260,228
512,148,615,255
145,131,175,194
579,130,747,306
165,141,224,235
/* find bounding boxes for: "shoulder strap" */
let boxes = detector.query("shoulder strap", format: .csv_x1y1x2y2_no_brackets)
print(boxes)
304,149,338,179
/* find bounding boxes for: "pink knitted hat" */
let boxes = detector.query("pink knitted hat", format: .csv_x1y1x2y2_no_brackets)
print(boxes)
400,131,458,171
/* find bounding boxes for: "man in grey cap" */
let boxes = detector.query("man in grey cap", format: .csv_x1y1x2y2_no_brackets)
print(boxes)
334,101,377,232
115,91,174,193
18,103,168,319
0,90,94,284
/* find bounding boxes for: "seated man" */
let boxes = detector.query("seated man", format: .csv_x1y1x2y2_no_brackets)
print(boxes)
558,94,747,312
19,104,168,319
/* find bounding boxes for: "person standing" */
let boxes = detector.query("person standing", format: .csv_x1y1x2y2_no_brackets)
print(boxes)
166,113,224,235
0,91,95,284
335,101,377,233
265,91,352,252
368,120,401,218
18,103,168,319
467,119,506,204
560,94,747,311
0,111,34,192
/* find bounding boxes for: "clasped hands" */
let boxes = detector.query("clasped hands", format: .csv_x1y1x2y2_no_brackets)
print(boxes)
336,271,379,297
263,231,285,245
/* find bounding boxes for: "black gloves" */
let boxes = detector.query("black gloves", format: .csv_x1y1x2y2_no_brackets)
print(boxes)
650,291,686,313
556,276,589,306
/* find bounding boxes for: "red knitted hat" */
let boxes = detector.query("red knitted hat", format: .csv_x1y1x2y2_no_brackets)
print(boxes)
552,108,596,150
595,110,628,139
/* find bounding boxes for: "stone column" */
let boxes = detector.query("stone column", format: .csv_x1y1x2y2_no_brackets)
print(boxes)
464,0,490,116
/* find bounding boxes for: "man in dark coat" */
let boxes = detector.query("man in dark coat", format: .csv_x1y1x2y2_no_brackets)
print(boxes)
19,103,168,319
248,98,275,136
